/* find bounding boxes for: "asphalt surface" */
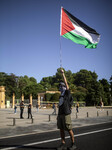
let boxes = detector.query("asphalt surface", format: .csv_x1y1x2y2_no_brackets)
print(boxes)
0,107,112,150
0,122,112,150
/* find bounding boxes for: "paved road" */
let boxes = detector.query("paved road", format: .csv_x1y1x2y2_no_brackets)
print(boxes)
0,107,112,138
0,122,112,150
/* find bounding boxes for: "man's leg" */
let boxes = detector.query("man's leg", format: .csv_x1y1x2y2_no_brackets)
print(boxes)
21,109,23,118
68,129,74,143
28,112,29,118
57,129,67,150
20,110,22,118
30,112,32,118
68,129,77,150
60,129,65,144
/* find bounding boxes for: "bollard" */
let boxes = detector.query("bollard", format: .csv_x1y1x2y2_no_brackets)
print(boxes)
31,118,34,124
97,111,99,117
107,111,109,116
49,115,51,121
13,118,16,126
87,112,89,118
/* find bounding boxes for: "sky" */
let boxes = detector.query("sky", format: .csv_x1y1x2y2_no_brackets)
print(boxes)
0,0,112,83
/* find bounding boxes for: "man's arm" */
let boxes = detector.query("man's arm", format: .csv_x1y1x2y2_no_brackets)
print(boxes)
61,69,69,90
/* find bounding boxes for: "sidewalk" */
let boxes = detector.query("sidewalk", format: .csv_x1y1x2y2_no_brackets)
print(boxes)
0,107,112,138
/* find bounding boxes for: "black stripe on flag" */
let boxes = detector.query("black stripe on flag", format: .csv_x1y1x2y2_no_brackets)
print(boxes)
63,8,100,35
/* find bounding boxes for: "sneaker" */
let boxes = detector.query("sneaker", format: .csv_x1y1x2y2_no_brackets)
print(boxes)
69,143,77,150
57,143,67,150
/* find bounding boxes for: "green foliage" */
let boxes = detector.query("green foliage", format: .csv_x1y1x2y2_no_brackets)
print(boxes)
45,93,60,102
0,72,7,86
45,93,53,101
72,86,87,102
99,79,111,105
51,93,60,102
0,73,44,99
73,69,98,89
0,68,111,106
110,76,112,104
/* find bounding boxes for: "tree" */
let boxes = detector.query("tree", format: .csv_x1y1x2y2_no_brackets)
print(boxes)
0,72,7,86
4,74,18,99
73,69,101,106
72,86,87,102
99,79,110,105
45,93,53,101
73,69,98,89
40,77,52,90
18,76,29,95
51,93,60,102
29,77,37,83
19,76,43,99
0,70,111,106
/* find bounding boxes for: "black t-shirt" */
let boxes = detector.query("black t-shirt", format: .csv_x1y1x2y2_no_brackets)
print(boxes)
20,102,24,110
58,90,73,115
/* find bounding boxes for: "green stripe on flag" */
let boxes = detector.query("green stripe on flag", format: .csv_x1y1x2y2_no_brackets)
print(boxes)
62,31,98,48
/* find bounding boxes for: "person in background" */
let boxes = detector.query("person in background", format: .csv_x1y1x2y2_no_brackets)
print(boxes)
28,103,32,119
76,102,79,113
36,103,39,112
100,98,104,111
57,69,77,150
20,101,24,119
14,104,17,114
52,103,56,115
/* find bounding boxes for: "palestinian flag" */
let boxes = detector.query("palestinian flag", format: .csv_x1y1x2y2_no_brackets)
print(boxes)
60,7,100,48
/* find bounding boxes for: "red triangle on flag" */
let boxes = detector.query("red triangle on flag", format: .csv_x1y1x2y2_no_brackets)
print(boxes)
61,8,75,36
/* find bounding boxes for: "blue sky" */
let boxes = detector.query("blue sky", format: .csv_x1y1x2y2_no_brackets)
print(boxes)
0,0,112,83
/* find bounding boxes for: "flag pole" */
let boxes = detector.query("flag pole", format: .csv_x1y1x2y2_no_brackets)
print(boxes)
60,36,62,68
60,6,63,69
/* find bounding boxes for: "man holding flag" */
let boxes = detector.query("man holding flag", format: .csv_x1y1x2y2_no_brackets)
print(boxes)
57,69,76,150
57,6,100,149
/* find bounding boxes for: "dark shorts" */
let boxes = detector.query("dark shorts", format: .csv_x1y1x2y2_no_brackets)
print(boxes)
57,114,72,131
